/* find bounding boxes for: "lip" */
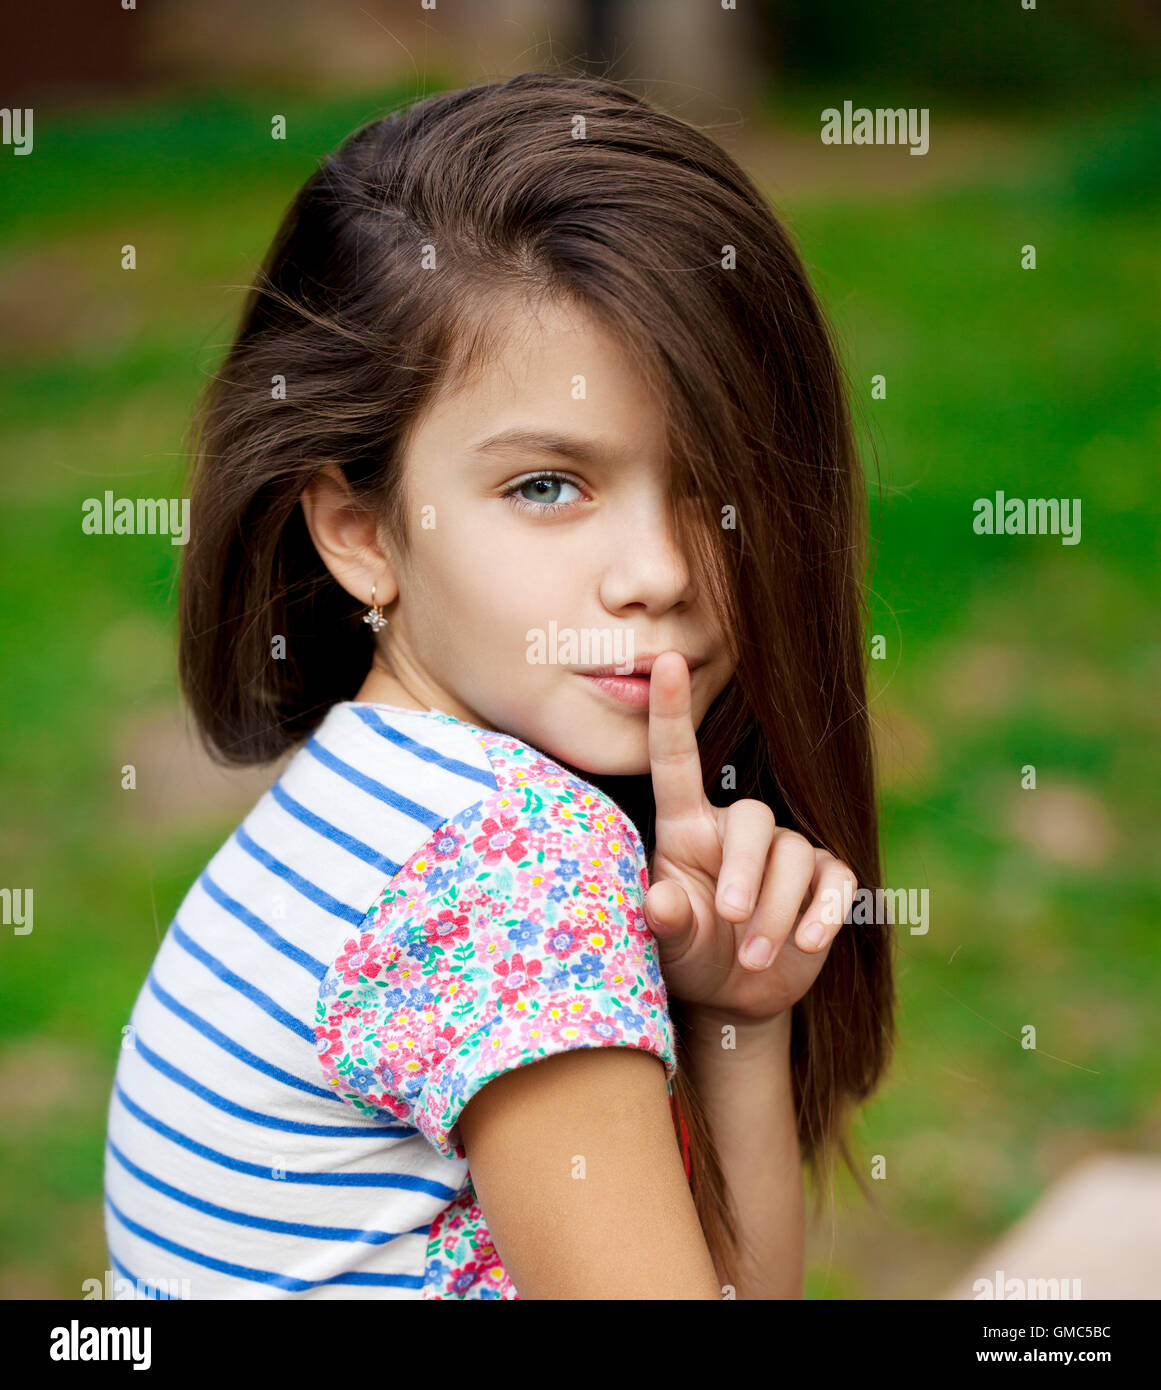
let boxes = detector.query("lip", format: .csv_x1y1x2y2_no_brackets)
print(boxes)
573,652,707,678
575,660,703,711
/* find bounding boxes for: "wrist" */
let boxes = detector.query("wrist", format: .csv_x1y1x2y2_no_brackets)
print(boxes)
682,1003,792,1058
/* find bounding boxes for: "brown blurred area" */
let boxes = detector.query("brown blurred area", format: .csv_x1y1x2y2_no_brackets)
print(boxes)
2,0,766,119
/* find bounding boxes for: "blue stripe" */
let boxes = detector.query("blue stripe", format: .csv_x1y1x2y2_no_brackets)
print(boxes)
234,824,366,927
132,1032,416,1140
112,1081,461,1197
107,1247,184,1300
198,868,328,979
352,706,497,789
105,1195,424,1292
306,735,447,829
107,1139,426,1245
147,973,339,1102
170,921,316,1044
269,781,400,875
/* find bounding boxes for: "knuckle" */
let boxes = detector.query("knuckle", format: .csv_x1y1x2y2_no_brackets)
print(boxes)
779,830,814,864
735,797,776,827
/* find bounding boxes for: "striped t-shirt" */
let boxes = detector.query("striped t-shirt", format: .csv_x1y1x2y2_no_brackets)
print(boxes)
103,700,679,1299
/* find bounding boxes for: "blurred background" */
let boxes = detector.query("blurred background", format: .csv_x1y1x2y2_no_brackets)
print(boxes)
1,0,1158,1299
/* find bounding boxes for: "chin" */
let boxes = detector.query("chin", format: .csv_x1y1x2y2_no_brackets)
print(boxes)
534,718,650,779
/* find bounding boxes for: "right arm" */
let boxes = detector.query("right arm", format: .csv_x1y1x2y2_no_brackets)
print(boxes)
458,1045,722,1300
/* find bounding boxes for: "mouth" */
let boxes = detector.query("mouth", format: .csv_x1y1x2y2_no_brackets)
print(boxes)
574,653,706,678
573,653,706,710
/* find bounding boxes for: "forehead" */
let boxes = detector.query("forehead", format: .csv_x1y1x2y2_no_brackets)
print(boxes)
406,296,672,471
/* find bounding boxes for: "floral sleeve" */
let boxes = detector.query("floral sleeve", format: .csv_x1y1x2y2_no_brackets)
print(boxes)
315,733,678,1160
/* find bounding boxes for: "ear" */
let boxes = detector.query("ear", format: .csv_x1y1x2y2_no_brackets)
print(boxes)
299,464,399,609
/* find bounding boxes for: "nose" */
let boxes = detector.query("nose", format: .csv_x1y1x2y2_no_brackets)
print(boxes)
597,496,698,615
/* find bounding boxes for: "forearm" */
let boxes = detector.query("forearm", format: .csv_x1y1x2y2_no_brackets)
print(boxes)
683,1006,803,1299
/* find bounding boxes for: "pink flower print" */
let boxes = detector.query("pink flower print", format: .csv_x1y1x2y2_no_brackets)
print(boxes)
574,867,607,901
429,1022,460,1068
514,865,549,896
315,1025,343,1063
334,931,383,986
491,951,542,1006
441,976,476,1011
527,905,546,929
543,921,583,960
476,929,508,959
388,1007,417,1036
473,811,531,866
363,1088,405,1118
444,1258,485,1297
640,983,667,1011
546,998,595,1047
602,954,631,990
597,828,633,863
623,902,649,938
423,908,470,948
579,923,614,955
471,897,505,933
582,1010,623,1046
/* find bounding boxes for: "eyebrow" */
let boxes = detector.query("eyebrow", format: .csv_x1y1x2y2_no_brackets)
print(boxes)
469,427,615,465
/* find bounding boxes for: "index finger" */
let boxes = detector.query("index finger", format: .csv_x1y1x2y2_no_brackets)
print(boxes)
648,651,708,824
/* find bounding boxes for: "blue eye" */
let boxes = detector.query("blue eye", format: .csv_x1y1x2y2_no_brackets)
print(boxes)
503,472,584,514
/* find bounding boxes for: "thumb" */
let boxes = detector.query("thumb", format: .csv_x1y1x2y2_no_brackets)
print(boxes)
643,879,696,958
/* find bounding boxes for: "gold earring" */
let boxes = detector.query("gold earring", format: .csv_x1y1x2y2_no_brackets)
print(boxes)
363,584,388,632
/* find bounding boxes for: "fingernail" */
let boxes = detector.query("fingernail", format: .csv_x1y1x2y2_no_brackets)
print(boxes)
799,921,827,950
740,935,773,969
722,885,751,913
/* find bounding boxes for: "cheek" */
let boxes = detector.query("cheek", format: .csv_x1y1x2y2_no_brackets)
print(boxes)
420,531,550,648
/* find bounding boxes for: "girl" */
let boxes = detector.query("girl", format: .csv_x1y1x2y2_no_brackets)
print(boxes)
103,70,894,1300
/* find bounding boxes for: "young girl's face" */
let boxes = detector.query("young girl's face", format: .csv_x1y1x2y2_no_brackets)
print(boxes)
364,296,736,775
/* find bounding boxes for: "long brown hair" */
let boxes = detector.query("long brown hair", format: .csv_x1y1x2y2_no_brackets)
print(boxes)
178,69,895,1287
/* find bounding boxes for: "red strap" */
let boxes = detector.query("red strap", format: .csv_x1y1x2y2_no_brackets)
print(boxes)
669,1090,691,1181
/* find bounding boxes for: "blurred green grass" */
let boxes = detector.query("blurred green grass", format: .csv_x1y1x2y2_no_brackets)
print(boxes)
1,84,1158,1299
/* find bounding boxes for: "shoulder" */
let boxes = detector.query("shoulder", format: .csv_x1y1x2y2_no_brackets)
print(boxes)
371,714,652,965
314,711,670,1154
314,702,500,812
331,703,648,880
463,723,649,880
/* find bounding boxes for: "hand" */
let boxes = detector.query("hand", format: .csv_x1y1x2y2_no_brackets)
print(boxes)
642,651,857,1023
